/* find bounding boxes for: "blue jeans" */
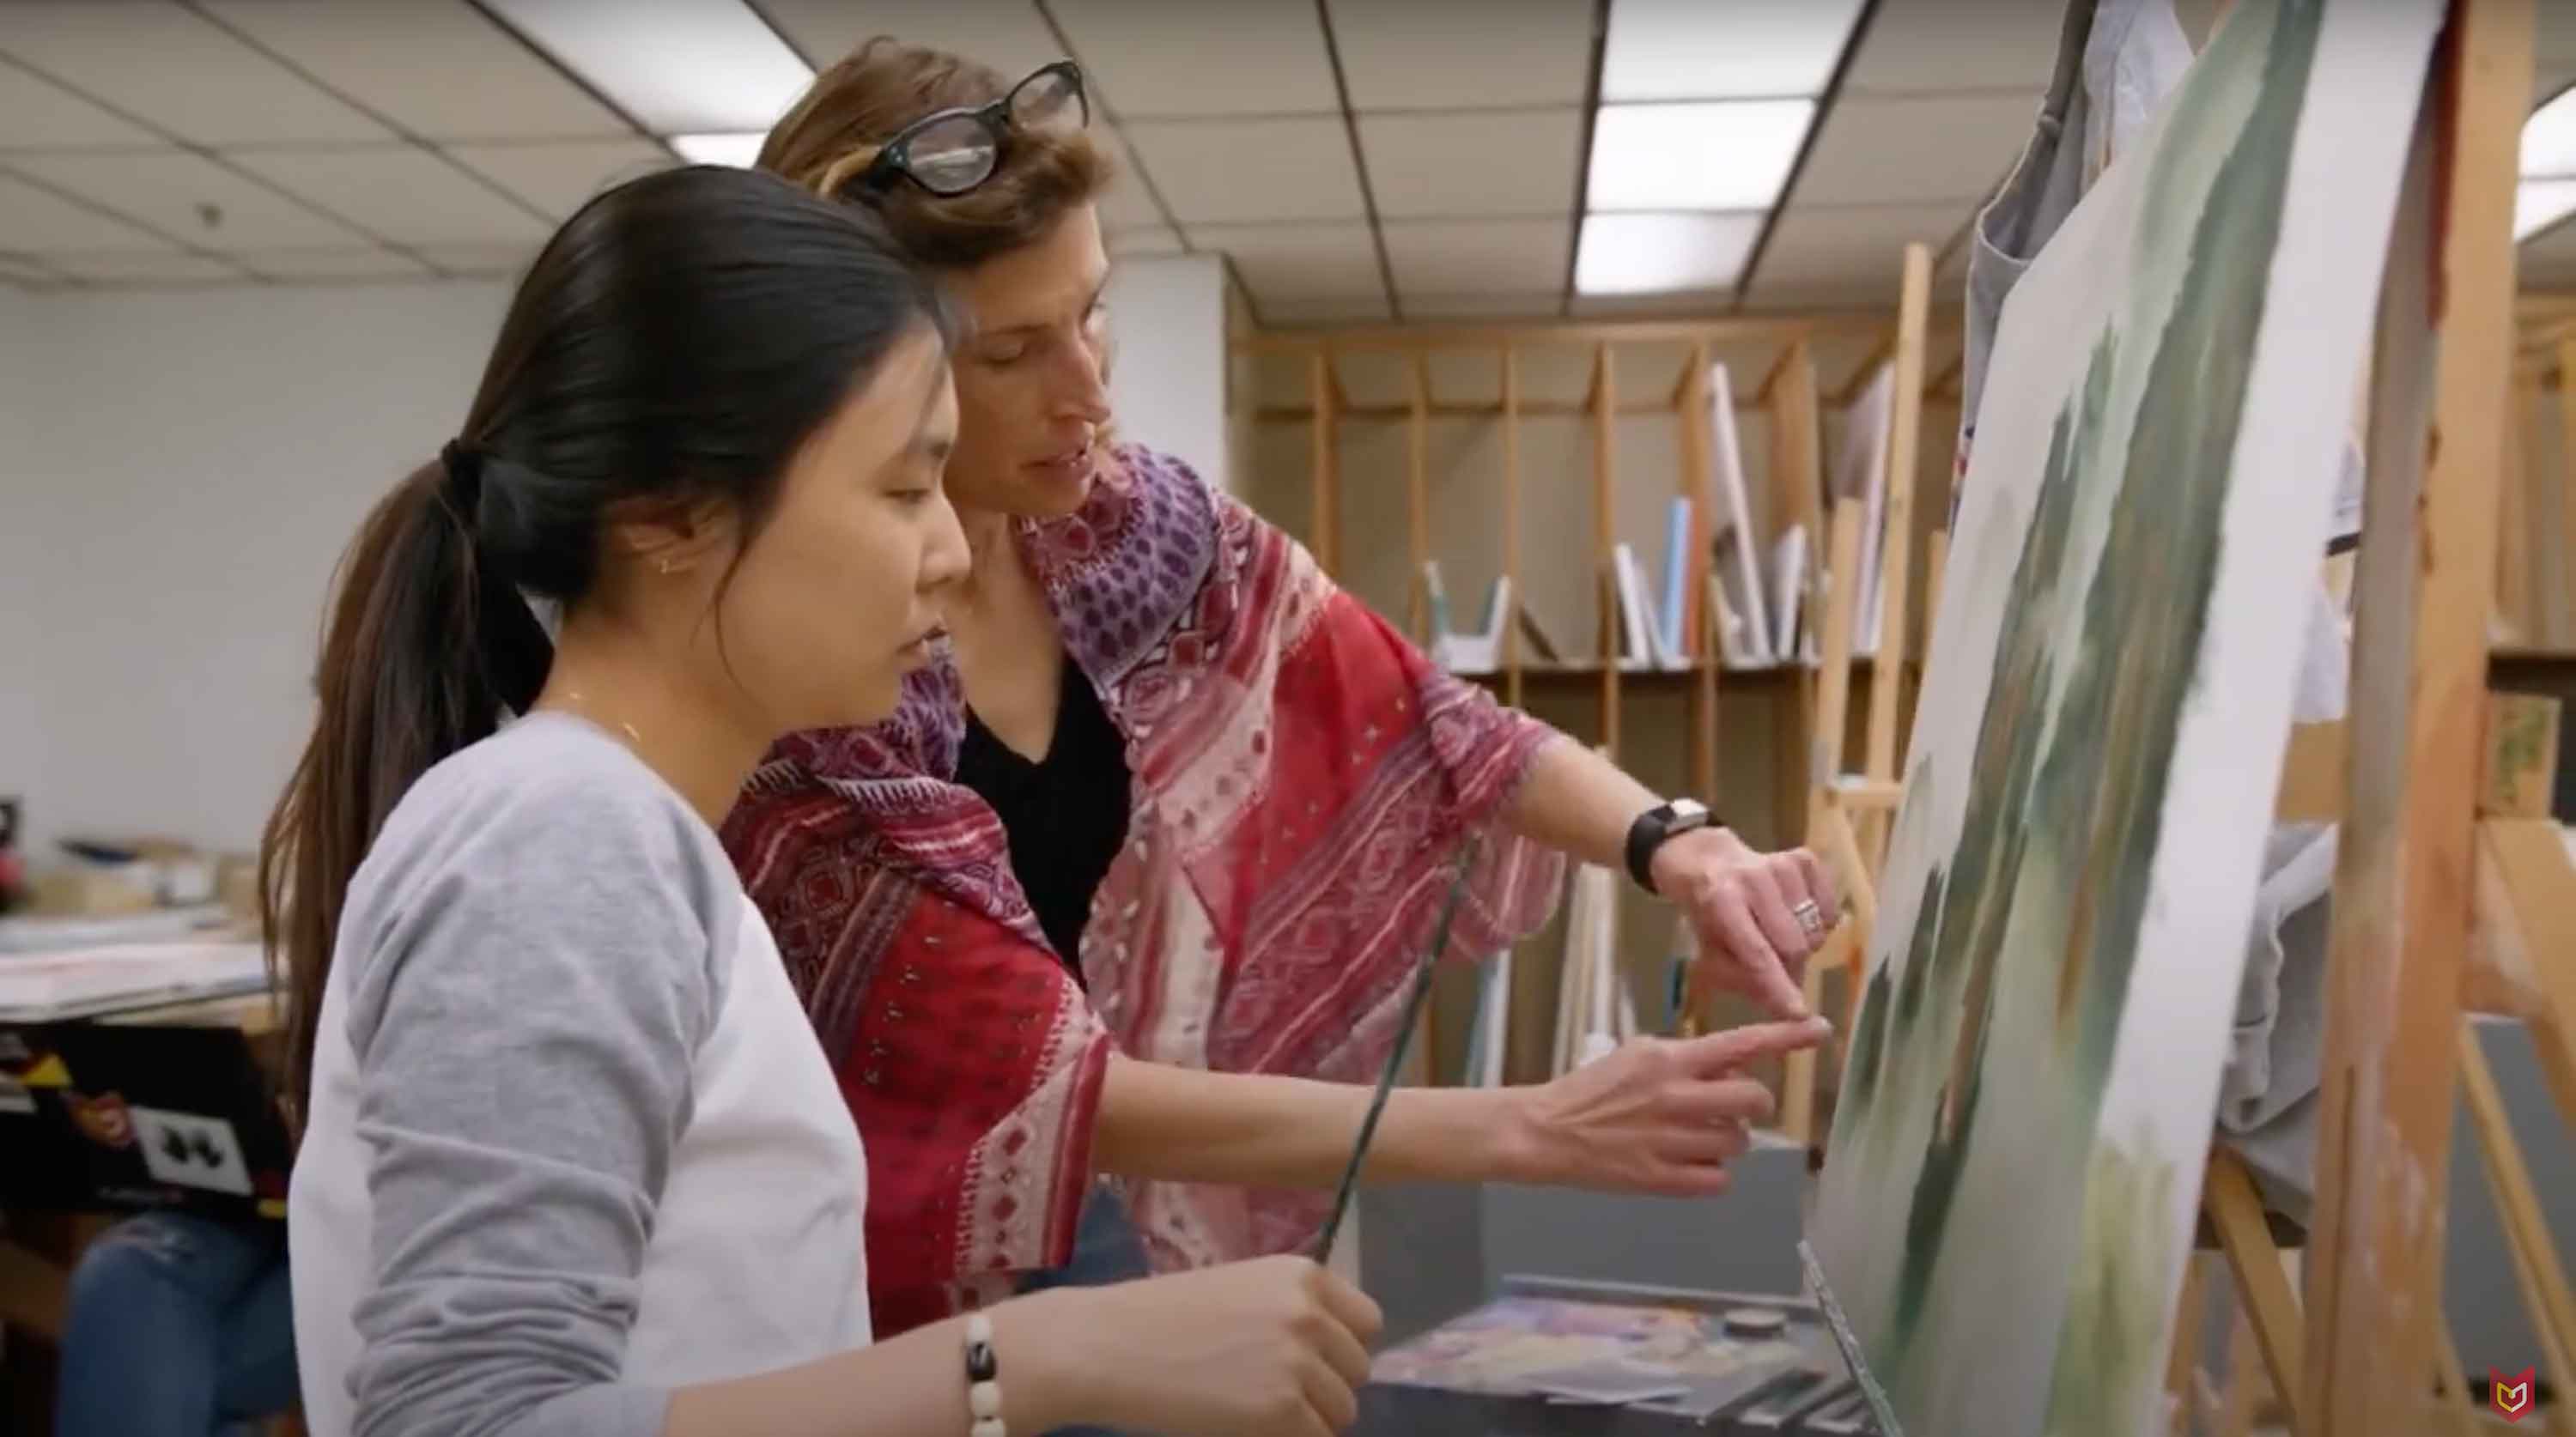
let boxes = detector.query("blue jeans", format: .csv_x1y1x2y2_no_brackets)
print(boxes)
1018,1185,1151,1437
53,1211,299,1437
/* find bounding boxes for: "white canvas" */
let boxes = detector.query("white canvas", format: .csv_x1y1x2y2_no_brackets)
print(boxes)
1705,364,1775,666
1833,366,1896,657
1805,3,2439,1434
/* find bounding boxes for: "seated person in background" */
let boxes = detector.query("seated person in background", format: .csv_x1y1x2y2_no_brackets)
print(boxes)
53,1210,297,1437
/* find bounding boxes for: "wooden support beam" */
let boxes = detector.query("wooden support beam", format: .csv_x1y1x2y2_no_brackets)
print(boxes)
2306,5,2531,1427
2207,1146,2306,1434
1257,397,1756,421
1309,350,1340,577
1860,244,1934,864
1231,313,1901,356
1678,343,1721,799
2557,341,2576,646
1592,343,1621,756
1406,356,1431,640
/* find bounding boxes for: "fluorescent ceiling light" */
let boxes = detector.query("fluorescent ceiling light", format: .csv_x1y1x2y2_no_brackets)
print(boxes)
671,132,767,167
2517,179,2576,241
2524,86,2576,177
486,0,812,136
1575,212,1765,295
1586,100,1812,213
1602,0,1867,101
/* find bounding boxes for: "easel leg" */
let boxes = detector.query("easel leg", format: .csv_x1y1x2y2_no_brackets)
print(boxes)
2205,1147,2306,1431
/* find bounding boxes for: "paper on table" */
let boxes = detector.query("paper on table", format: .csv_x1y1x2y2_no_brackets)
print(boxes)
0,941,270,1022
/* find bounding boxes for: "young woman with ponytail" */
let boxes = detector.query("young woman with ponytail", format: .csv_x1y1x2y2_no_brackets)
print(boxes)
263,163,1378,1437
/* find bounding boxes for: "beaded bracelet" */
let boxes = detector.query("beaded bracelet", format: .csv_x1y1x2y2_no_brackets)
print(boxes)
965,1312,1003,1437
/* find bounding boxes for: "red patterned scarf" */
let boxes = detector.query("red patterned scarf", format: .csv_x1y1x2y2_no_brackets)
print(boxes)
723,446,1563,1336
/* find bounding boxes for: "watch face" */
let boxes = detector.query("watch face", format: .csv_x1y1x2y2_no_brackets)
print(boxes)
1670,797,1710,825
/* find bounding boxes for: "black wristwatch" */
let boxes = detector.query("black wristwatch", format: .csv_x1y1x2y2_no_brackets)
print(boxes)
1624,797,1713,894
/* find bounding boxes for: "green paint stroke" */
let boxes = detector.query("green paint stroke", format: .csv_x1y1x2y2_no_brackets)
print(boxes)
2041,1131,2181,1437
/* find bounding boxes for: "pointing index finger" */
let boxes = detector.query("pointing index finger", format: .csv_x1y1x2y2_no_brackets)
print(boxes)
1677,1016,1834,1074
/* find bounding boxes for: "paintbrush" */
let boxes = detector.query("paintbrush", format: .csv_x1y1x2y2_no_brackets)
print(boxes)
1309,836,1480,1262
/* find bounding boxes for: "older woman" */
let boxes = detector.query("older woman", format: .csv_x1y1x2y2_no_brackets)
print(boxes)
724,39,1838,1341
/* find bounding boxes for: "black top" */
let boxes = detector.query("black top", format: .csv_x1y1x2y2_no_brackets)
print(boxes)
953,656,1133,979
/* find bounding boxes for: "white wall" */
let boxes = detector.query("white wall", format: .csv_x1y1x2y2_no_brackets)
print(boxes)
1,288,48,854
9,262,1226,858
1105,252,1230,493
12,282,511,857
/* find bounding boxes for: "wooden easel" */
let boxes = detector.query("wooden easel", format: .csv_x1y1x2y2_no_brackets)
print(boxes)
1788,4,2576,1434
1777,240,1937,1145
2175,6,2576,1434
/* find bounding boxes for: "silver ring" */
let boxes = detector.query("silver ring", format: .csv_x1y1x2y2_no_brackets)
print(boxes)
1792,900,1826,937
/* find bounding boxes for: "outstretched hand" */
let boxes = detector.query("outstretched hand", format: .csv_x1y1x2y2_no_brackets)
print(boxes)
1503,1019,1834,1196
1650,827,1839,1020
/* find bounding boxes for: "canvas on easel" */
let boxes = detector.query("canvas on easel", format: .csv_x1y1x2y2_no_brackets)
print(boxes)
1802,3,2445,1435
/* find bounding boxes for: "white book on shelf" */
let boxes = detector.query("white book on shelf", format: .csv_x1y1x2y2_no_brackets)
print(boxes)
1430,574,1513,675
1771,525,1808,665
1466,945,1515,1088
1657,496,1692,664
1830,365,1897,657
1706,573,1759,669
1706,363,1776,666
1611,543,1657,671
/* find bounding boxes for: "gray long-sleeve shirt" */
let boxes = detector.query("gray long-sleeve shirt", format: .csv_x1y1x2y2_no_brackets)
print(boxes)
288,712,871,1437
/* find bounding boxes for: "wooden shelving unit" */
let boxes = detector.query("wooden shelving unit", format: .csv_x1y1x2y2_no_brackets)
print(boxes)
1236,312,1957,840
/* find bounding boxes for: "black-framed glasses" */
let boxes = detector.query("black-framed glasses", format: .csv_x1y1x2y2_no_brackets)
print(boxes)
859,60,1089,197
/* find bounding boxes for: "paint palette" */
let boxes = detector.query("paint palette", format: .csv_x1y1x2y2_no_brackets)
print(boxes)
1363,1286,1880,1434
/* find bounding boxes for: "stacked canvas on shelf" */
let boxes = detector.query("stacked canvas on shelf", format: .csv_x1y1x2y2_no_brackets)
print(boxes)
1415,355,1908,678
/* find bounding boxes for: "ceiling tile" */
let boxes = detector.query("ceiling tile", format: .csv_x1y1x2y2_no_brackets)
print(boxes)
1109,225,1185,257
45,250,249,283
1402,292,1564,319
1360,109,1578,219
1093,133,1168,229
9,149,369,251
0,2,392,145
1602,0,1865,102
1746,202,1968,300
1382,218,1567,296
1326,0,1591,111
229,147,552,246
1050,0,1336,118
757,0,1066,77
1839,0,2066,97
1188,221,1381,304
237,247,434,281
1125,117,1364,224
0,57,162,149
2541,3,2576,71
446,140,672,220
199,1,634,142
1261,294,1394,325
416,243,539,277
0,254,67,286
0,173,176,252
1789,93,2032,208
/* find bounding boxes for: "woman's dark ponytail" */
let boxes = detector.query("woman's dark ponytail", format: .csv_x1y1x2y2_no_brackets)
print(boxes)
259,164,953,1119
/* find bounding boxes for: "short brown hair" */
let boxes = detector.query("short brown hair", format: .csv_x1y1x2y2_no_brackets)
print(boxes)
759,38,1113,270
